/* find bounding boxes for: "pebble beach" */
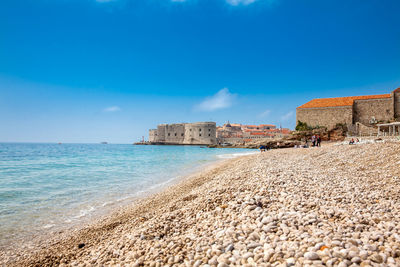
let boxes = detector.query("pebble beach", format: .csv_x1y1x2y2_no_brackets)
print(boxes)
2,141,400,267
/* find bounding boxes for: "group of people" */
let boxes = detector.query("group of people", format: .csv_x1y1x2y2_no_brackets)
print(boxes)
300,135,322,148
259,135,322,151
349,138,360,145
259,145,270,152
311,135,322,147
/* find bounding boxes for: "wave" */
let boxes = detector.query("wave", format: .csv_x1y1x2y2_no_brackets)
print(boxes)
73,206,95,219
42,224,55,229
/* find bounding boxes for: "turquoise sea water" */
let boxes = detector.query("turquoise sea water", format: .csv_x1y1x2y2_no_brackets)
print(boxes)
0,143,255,245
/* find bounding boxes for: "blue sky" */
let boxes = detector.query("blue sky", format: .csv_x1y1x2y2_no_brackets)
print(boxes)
1,0,399,143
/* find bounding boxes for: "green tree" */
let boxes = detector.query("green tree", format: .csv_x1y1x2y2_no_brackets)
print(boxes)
295,120,312,131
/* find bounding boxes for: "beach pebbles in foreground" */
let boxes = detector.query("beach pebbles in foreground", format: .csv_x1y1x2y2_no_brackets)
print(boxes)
3,141,400,267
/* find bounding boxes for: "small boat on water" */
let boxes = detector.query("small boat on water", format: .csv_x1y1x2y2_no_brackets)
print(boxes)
101,142,108,144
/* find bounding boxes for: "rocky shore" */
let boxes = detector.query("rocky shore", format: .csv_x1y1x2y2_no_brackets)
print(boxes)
2,142,400,266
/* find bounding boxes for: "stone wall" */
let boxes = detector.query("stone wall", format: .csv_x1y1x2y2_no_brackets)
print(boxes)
353,98,393,124
296,88,400,131
296,106,353,129
163,124,185,143
355,122,378,136
183,122,217,145
394,91,400,119
149,122,217,145
149,129,157,142
156,125,166,142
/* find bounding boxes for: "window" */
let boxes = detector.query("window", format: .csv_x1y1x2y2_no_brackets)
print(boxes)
174,133,177,136
208,134,211,137
190,129,192,131
181,133,184,136
168,133,170,136
199,128,201,131
199,134,201,137
208,129,211,131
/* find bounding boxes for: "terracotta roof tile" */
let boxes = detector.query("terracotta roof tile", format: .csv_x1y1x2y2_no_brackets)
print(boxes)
250,132,266,136
297,94,391,109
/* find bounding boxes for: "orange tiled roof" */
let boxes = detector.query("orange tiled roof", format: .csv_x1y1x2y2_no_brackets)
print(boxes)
297,94,391,109
250,132,266,136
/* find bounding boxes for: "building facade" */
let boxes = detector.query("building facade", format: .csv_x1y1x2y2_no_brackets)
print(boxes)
216,122,290,144
296,88,400,130
149,122,217,145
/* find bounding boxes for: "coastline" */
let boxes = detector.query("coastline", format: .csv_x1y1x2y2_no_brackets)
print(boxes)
3,142,400,266
0,145,256,252
0,149,256,265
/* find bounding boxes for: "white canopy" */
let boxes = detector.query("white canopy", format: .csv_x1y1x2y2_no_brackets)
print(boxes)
377,122,400,136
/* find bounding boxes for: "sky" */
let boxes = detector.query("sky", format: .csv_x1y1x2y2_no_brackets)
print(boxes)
0,0,399,143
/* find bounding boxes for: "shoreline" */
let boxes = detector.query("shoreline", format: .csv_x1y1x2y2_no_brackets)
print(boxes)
3,142,400,266
0,150,256,265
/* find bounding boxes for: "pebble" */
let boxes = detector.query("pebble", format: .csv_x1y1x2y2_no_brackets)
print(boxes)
351,256,361,264
370,253,383,263
4,143,400,266
304,251,320,260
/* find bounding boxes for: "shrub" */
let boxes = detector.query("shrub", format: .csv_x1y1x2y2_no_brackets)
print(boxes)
295,120,312,131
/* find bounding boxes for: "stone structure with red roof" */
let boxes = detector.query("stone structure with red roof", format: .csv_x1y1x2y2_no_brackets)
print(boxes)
296,87,400,130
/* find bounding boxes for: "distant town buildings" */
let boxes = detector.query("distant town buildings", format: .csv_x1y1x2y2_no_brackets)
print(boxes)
148,122,291,145
217,122,290,144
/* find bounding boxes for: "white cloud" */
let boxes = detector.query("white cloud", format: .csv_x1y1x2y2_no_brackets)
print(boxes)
226,0,256,6
104,106,121,112
226,0,277,6
281,111,294,121
259,109,271,118
195,88,236,112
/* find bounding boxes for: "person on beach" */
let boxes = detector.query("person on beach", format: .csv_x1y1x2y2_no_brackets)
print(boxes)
311,135,316,147
259,145,266,152
349,138,355,145
303,138,309,148
316,135,321,147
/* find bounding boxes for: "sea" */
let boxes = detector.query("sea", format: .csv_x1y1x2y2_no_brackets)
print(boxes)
0,143,255,246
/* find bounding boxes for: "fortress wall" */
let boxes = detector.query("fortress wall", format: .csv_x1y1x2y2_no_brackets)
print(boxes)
296,106,353,130
353,98,393,124
157,125,167,142
394,91,400,119
183,122,217,145
163,124,185,143
149,129,157,142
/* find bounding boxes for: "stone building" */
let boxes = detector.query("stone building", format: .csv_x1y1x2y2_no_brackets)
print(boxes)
149,122,217,145
296,87,400,130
